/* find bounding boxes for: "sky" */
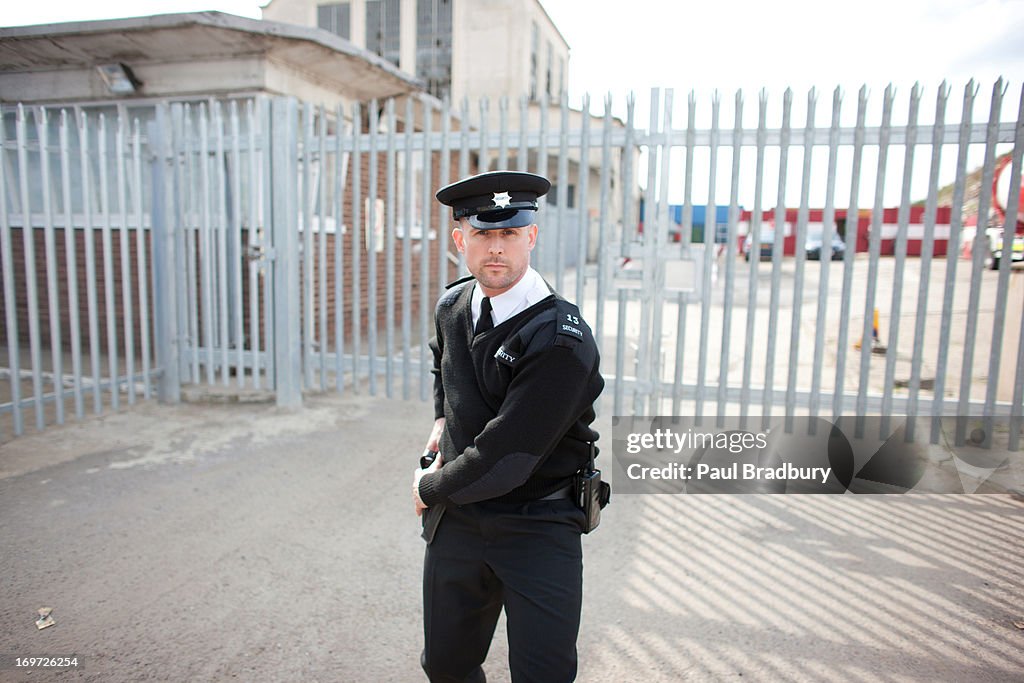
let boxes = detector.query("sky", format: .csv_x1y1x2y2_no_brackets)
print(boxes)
5,0,1024,207
538,0,1024,207
544,0,1024,101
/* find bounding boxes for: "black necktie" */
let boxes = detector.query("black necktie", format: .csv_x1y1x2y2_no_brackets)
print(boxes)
475,297,494,335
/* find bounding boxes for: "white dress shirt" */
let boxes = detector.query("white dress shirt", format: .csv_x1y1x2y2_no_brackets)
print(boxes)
471,267,551,329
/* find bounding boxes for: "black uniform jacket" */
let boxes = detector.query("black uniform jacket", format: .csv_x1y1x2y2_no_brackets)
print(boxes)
419,277,604,541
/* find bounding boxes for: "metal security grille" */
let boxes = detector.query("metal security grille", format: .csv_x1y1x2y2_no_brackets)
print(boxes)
2,83,1023,451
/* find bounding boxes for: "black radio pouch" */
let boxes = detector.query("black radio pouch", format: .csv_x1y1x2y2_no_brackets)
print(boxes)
575,442,611,534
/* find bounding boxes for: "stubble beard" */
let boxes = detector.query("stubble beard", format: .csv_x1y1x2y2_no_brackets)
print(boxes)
474,262,526,293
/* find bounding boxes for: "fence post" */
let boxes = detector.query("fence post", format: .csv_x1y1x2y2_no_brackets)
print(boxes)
150,104,180,403
269,97,303,408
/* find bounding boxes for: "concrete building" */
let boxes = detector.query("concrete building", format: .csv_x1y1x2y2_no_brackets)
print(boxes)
261,0,569,105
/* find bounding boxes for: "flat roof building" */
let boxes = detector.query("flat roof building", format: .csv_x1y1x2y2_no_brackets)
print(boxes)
0,11,424,109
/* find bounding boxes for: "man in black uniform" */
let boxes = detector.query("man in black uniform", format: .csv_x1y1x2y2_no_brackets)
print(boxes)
412,170,604,683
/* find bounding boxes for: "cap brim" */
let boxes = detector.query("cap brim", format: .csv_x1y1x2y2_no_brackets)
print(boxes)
467,209,536,230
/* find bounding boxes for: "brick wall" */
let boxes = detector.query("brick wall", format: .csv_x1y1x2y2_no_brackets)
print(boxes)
0,226,155,359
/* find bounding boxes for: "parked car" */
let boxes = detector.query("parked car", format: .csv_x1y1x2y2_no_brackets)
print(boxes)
984,228,1024,270
806,228,845,261
743,228,774,261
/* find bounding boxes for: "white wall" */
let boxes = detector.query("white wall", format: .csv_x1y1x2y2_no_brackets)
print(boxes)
261,0,569,106
453,0,568,106
261,0,317,29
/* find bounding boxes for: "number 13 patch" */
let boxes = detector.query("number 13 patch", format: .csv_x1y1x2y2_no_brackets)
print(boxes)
556,302,586,345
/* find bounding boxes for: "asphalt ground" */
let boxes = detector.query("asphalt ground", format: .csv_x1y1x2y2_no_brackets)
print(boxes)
1,391,1023,682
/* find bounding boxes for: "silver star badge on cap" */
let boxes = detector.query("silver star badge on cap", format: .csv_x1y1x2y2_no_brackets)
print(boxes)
491,192,511,208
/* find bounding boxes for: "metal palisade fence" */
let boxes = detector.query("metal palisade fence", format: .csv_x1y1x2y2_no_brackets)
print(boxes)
1,105,154,436
1,82,1023,449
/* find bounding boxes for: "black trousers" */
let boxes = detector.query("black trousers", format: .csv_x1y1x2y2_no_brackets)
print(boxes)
421,498,585,683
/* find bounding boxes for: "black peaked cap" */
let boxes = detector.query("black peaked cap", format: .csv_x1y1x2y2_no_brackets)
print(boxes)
436,171,551,229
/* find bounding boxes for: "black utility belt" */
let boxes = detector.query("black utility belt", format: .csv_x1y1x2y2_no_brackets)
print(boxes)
538,485,574,501
420,448,610,532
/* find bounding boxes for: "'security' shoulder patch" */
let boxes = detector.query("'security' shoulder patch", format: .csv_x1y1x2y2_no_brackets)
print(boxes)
494,345,518,367
559,315,584,341
555,300,586,346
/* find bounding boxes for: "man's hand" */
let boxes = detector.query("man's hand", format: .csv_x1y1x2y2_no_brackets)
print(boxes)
414,454,442,516
414,416,447,516
425,417,446,453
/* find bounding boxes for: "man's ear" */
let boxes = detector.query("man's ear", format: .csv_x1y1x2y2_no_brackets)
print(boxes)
452,224,465,252
527,224,538,250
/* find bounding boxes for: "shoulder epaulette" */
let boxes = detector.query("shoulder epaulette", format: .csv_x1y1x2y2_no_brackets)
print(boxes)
554,299,587,344
438,274,474,308
445,274,476,290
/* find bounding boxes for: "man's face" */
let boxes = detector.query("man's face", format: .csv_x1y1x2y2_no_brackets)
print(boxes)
452,218,537,296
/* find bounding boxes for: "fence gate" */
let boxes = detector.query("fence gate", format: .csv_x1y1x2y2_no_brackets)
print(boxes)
151,100,277,401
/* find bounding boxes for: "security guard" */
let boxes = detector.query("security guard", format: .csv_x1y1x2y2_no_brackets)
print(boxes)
412,170,605,683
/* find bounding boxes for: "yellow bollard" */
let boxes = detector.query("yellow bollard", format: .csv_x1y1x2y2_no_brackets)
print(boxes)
871,308,887,354
855,308,886,353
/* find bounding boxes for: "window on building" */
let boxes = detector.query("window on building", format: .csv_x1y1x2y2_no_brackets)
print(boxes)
529,22,539,101
416,0,453,100
317,2,351,40
366,0,401,66
546,41,553,100
558,57,565,99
